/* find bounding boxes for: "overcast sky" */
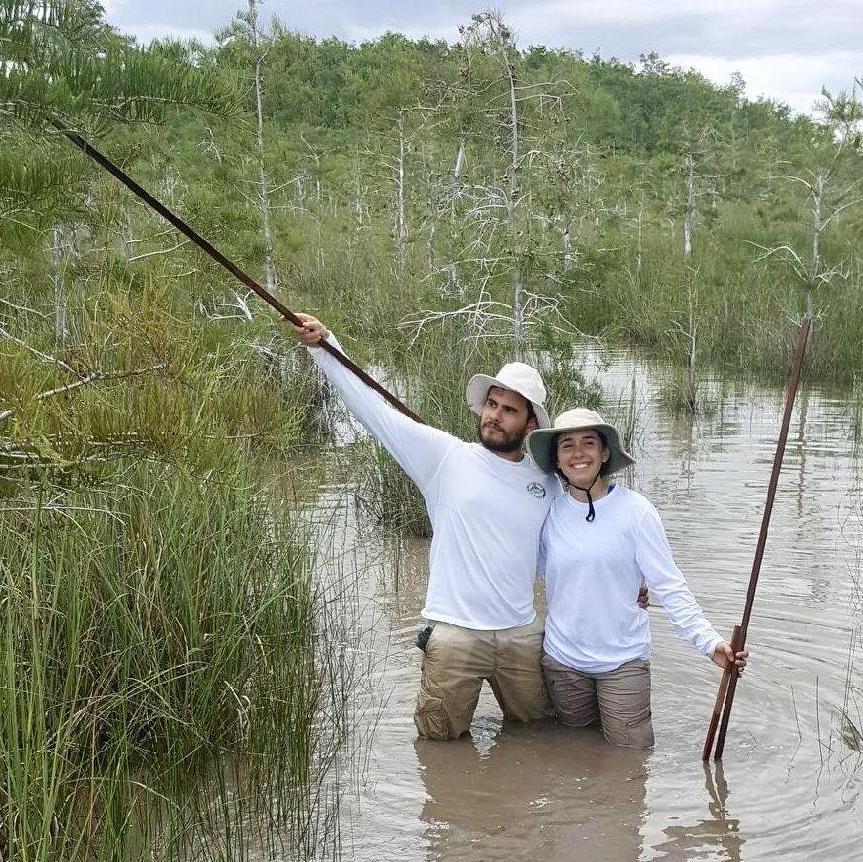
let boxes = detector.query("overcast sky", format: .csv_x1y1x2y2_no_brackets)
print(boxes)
103,0,862,117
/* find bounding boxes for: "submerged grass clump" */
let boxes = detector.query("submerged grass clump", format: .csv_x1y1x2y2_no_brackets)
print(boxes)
848,374,863,458
832,482,863,760
0,461,346,861
353,439,431,538
350,323,605,538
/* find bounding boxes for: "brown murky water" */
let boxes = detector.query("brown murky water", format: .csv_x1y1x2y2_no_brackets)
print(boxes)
312,351,863,861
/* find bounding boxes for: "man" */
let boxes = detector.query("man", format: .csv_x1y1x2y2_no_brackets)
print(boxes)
291,313,556,740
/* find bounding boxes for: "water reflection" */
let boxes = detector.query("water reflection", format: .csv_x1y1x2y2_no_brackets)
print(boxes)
415,724,748,862
648,763,743,861
417,723,647,861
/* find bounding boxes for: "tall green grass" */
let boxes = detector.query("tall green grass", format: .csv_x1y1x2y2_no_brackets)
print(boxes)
0,461,347,861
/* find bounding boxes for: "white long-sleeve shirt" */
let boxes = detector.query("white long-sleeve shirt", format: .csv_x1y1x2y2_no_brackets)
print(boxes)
309,334,559,629
539,485,722,673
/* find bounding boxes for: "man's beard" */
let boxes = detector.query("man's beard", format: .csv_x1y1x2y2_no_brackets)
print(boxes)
477,420,527,454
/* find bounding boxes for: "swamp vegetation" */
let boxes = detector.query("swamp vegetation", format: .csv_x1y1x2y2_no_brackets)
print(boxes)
1,1,862,858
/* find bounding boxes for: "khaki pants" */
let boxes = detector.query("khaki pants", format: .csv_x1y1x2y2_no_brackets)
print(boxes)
541,654,654,749
414,618,550,740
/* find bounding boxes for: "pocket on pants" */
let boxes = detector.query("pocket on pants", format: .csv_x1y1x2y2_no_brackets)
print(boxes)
415,686,450,740
625,702,652,728
621,703,654,748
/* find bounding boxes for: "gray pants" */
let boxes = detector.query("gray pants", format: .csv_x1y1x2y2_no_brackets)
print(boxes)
414,618,551,740
541,653,654,749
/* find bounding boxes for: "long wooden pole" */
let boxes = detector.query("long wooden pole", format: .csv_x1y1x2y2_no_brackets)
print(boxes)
702,623,741,760
702,315,812,760
50,118,422,424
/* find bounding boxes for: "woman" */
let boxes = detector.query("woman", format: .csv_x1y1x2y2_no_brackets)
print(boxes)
526,408,747,748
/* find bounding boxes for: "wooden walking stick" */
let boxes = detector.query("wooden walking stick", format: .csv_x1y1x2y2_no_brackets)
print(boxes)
49,118,422,424
702,315,812,761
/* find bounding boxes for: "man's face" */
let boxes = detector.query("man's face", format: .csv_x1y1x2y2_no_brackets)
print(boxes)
477,386,537,453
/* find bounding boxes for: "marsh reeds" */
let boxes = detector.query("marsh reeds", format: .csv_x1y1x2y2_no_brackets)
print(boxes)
836,492,863,758
0,460,355,861
0,464,321,859
849,374,863,457
0,257,360,859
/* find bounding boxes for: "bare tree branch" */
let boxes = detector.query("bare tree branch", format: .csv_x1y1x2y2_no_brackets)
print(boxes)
0,325,77,374
0,364,166,424
128,238,190,263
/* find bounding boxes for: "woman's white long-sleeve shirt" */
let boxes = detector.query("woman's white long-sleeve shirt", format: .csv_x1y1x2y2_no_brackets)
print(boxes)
540,485,722,673
308,334,558,630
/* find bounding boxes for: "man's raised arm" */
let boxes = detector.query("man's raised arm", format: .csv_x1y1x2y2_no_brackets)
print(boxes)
290,313,458,495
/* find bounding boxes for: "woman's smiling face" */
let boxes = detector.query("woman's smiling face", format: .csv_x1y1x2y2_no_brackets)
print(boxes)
555,428,610,486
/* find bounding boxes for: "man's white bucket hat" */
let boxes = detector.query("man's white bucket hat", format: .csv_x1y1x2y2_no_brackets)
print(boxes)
526,407,635,474
466,362,551,429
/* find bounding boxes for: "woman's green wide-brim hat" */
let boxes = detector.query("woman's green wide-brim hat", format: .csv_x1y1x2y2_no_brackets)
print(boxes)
526,407,635,475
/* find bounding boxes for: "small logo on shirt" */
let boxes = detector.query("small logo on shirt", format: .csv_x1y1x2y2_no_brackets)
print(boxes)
526,482,546,499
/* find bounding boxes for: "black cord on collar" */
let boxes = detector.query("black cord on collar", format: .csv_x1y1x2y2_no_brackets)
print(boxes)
567,466,605,523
